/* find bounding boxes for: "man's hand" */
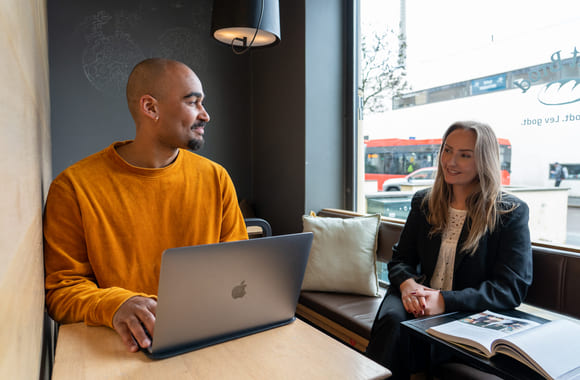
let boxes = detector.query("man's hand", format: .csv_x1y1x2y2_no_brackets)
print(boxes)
112,296,157,353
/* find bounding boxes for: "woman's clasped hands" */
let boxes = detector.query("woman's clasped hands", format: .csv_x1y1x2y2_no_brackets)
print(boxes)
400,278,446,317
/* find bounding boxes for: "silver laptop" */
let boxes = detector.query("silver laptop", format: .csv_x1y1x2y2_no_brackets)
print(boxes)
144,232,313,359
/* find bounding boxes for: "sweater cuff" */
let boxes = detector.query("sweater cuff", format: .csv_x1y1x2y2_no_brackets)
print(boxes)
86,287,157,328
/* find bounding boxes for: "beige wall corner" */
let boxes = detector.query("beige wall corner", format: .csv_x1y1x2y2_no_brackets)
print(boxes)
0,0,52,379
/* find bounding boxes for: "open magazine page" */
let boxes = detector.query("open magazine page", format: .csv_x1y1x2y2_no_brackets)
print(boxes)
426,311,540,358
492,319,580,380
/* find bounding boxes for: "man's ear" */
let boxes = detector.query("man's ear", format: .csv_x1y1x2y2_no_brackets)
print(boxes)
140,94,159,122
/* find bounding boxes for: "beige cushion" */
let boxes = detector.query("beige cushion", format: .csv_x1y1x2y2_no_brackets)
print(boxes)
301,214,381,296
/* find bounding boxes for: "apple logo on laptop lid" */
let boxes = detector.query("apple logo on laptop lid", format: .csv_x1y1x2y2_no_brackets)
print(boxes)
231,280,247,299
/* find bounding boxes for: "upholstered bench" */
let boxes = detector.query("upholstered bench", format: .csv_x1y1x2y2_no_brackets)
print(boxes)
297,288,387,352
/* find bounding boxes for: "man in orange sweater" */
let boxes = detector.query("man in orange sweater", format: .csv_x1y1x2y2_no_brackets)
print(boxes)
43,58,248,353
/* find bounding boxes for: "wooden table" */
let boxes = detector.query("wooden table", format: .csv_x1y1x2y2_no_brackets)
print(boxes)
52,318,391,380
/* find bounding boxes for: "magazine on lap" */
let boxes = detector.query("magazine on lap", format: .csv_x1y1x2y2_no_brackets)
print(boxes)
427,310,580,380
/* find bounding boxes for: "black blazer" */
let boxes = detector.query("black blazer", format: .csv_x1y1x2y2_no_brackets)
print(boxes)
388,189,533,312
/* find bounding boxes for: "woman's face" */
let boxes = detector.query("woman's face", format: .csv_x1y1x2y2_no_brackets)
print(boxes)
440,128,478,190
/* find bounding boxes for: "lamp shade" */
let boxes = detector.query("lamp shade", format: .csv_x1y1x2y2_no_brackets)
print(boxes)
211,0,281,48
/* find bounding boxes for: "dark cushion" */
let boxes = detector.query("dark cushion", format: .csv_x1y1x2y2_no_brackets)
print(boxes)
298,287,387,339
525,246,580,319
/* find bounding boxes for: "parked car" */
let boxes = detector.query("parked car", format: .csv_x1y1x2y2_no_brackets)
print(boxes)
382,167,437,191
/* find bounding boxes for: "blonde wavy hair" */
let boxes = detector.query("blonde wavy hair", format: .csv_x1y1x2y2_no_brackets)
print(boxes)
423,121,515,254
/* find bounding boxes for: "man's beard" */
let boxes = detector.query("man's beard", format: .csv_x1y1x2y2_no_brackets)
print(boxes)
188,137,204,151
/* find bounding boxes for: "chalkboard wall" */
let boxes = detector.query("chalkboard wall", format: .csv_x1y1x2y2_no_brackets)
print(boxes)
48,0,252,200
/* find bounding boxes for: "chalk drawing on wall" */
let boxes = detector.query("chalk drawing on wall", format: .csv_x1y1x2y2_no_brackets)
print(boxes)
81,10,145,97
156,27,208,73
80,6,210,97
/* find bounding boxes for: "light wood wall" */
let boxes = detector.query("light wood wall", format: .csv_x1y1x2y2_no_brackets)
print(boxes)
0,0,52,379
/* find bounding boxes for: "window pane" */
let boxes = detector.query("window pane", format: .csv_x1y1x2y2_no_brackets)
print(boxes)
358,0,580,249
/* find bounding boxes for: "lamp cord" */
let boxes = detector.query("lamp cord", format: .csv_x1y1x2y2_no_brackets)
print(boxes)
232,0,264,54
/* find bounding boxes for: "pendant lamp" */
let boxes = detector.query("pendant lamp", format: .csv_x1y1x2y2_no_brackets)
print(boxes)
211,0,281,54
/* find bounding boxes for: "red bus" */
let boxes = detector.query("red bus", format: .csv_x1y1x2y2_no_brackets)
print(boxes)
364,137,512,191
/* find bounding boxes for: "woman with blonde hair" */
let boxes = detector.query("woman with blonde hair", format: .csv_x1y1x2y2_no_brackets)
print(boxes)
366,121,533,379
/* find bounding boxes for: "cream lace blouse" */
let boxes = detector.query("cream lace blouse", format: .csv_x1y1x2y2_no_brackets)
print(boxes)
430,207,467,291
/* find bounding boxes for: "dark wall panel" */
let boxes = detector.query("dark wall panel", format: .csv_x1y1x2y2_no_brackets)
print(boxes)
251,0,347,234
251,0,306,234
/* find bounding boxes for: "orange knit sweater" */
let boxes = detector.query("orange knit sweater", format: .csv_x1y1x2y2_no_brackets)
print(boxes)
43,141,248,327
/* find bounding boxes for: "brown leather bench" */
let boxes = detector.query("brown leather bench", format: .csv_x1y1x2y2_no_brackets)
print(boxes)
297,288,387,352
524,245,580,318
296,208,580,353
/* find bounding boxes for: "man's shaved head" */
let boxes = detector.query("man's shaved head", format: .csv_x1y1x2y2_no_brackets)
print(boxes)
123,58,209,153
126,58,190,120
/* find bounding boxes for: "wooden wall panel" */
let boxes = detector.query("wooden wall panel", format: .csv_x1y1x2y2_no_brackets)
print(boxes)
0,0,51,379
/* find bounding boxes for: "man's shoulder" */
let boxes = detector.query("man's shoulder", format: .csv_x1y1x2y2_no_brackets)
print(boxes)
179,150,227,172
52,144,116,185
